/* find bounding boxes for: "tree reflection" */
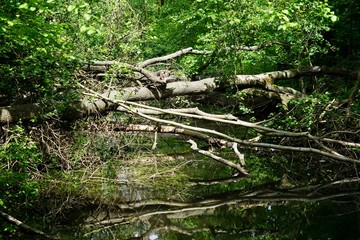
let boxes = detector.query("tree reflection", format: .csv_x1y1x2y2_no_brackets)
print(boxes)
83,178,360,240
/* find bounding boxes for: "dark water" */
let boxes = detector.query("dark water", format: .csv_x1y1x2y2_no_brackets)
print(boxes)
7,138,360,240
73,195,360,240
51,156,360,240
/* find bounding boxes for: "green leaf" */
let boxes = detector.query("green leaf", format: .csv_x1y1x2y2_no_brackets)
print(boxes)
19,3,29,9
330,15,337,22
278,25,287,31
282,15,290,22
80,25,89,32
87,29,96,35
84,13,91,20
67,5,76,12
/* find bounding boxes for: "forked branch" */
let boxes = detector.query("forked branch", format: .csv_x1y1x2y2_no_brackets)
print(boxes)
187,139,249,175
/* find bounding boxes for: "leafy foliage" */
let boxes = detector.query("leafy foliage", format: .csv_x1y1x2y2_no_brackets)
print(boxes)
57,0,144,61
0,0,77,110
140,0,337,75
0,125,41,235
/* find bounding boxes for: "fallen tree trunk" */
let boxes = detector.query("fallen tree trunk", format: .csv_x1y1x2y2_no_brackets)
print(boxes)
0,66,336,123
1,43,359,125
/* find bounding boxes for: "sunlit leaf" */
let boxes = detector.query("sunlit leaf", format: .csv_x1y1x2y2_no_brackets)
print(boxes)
278,25,287,30
87,28,96,35
67,5,76,12
282,15,290,22
80,25,89,32
19,3,28,9
84,13,91,20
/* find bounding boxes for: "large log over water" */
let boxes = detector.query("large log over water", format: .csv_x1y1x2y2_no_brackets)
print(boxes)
1,65,358,124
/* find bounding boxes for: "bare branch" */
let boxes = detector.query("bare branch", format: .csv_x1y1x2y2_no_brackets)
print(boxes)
235,41,290,51
118,123,234,148
115,101,359,163
0,210,54,239
124,63,166,84
189,175,246,186
138,47,212,68
194,47,219,78
321,138,360,148
232,143,246,166
187,139,249,175
116,106,238,120
151,131,158,151
79,85,359,163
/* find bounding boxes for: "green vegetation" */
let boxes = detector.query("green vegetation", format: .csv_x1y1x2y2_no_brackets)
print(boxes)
0,0,359,239
0,0,77,113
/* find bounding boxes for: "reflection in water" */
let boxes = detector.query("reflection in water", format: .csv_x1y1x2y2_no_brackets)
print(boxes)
116,171,146,202
79,177,360,240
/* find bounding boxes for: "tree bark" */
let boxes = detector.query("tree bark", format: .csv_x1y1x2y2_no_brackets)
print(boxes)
0,104,42,123
1,66,359,124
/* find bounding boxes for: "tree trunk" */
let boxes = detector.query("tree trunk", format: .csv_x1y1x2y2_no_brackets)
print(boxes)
1,66,359,124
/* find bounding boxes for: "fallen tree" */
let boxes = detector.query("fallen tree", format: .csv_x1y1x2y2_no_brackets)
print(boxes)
0,47,358,180
1,48,359,170
1,48,359,124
